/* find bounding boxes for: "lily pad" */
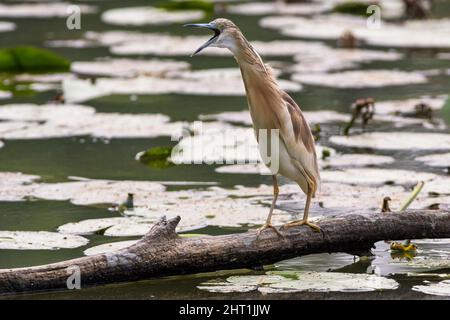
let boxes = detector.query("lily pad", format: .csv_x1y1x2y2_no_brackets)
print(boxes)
413,280,450,297
322,154,395,167
198,275,286,293
200,110,350,126
215,163,272,175
375,97,447,115
423,179,450,196
330,132,450,151
0,90,12,99
332,1,372,16
58,217,133,235
261,272,398,293
216,153,393,174
58,216,205,237
292,70,427,88
71,58,190,78
275,253,359,272
83,240,138,256
136,146,174,169
229,1,331,16
261,15,450,48
157,0,214,14
77,31,329,57
62,73,300,102
31,180,166,206
14,73,71,83
0,3,96,18
171,126,263,165
291,48,402,74
0,46,70,72
416,153,450,168
317,182,407,210
0,231,88,250
0,104,185,139
0,21,15,32
371,241,450,277
197,272,398,293
321,168,437,186
0,104,95,122
0,172,40,187
101,6,204,26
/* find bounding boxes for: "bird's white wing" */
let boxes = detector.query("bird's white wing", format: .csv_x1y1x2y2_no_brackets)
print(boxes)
277,91,320,194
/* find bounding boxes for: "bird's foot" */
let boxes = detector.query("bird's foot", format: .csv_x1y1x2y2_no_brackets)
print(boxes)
280,219,321,232
256,223,283,238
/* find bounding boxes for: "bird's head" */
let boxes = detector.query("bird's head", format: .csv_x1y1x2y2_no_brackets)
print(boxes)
184,18,241,56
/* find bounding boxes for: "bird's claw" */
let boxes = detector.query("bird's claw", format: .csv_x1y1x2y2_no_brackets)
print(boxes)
256,223,283,238
280,220,321,232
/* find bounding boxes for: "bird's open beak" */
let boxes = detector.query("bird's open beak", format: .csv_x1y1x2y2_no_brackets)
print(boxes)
183,23,220,56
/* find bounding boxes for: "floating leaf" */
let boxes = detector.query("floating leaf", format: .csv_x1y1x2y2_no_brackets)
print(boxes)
261,15,450,48
157,0,214,14
0,231,88,250
292,70,427,88
333,2,373,16
260,272,398,293
136,146,174,169
416,153,450,168
102,6,204,26
0,21,15,32
0,47,70,72
413,280,450,296
229,1,331,16
0,3,96,18
197,272,398,293
330,132,450,151
71,58,189,78
321,168,437,186
84,240,138,256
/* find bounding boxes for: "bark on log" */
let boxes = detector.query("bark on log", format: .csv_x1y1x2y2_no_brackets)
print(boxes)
1,209,450,295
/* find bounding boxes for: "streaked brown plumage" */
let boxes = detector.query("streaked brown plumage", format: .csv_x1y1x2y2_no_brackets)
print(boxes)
185,18,321,234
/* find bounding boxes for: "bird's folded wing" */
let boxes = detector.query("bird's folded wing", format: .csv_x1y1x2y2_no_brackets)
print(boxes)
278,91,321,193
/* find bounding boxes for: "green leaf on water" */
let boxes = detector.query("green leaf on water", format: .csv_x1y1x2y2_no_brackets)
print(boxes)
136,146,174,169
333,2,376,16
179,233,204,238
267,270,299,280
0,46,70,72
157,0,214,14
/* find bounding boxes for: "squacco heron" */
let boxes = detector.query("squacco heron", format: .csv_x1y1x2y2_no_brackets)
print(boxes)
185,18,321,235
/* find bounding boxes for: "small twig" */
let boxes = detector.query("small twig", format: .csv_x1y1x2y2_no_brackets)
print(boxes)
399,181,425,212
392,181,425,248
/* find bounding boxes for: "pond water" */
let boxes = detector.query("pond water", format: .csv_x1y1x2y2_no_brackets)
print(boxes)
0,0,450,299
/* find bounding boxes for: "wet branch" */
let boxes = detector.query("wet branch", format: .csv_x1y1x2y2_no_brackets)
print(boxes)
1,209,450,295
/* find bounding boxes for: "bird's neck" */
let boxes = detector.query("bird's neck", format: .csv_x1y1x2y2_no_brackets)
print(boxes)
231,36,268,75
231,35,281,129
231,37,278,94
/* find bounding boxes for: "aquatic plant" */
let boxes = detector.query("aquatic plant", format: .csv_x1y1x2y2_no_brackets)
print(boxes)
0,46,70,72
136,146,175,169
333,2,376,16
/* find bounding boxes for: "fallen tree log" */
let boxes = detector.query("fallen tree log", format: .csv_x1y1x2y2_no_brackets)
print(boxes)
1,209,450,295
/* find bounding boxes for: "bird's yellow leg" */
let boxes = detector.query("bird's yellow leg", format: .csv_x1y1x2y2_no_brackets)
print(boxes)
257,175,282,237
281,185,321,232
